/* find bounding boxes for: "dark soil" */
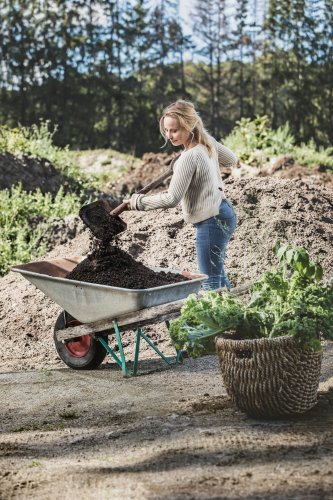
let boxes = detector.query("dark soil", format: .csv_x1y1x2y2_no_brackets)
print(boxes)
75,195,190,288
66,240,188,289
79,199,127,242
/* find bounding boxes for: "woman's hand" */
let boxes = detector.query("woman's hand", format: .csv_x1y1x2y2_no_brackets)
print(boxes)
122,198,132,210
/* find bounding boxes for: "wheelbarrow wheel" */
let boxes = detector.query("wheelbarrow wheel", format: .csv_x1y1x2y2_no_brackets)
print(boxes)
53,311,108,370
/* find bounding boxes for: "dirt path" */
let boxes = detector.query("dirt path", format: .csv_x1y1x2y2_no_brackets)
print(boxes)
1,344,333,500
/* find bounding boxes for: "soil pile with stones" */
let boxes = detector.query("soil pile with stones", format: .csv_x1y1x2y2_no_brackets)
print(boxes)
0,176,332,371
110,151,333,196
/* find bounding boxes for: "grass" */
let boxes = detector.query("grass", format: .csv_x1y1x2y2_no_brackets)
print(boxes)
37,367,52,376
0,121,88,184
0,122,99,276
293,141,333,170
0,183,85,276
29,460,43,468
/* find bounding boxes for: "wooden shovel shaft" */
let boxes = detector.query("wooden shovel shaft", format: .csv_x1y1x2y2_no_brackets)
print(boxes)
111,155,180,217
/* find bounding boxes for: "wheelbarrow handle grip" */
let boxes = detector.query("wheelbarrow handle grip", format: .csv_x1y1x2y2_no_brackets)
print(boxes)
111,155,180,217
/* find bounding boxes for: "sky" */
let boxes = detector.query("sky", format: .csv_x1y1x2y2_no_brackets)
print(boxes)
178,0,268,33
179,0,193,31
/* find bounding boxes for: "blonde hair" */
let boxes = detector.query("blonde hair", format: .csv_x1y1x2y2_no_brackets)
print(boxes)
159,100,214,156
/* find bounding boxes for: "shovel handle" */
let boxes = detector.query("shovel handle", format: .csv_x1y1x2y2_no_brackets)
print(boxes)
111,155,180,217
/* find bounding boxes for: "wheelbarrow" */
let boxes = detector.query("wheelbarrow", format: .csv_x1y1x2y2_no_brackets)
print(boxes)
12,257,207,376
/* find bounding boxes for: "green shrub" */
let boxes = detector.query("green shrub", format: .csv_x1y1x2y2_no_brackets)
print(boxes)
224,116,333,171
0,184,83,276
170,245,333,357
293,140,333,171
0,121,88,185
224,116,295,165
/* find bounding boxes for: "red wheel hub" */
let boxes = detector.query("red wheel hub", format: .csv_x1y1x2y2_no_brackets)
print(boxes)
64,320,91,358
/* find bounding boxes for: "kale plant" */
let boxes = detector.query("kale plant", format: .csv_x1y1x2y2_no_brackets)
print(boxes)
169,244,333,357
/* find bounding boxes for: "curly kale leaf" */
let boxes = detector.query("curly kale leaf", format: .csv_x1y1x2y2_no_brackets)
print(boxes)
169,291,263,357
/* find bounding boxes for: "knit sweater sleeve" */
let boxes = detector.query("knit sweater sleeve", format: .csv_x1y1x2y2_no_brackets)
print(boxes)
130,153,196,211
215,140,238,169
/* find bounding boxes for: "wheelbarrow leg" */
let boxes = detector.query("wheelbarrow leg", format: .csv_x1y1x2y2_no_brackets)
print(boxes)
97,337,123,367
137,328,173,366
113,320,130,377
133,329,141,376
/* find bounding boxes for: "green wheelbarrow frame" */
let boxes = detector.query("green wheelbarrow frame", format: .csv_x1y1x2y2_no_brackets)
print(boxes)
97,319,183,377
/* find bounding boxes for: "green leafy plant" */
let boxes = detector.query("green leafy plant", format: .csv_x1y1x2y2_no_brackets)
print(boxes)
169,245,333,357
0,184,84,276
224,116,295,165
224,116,333,172
293,140,333,171
0,121,90,185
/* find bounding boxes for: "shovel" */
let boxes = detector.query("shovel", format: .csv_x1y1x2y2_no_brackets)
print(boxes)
79,155,180,241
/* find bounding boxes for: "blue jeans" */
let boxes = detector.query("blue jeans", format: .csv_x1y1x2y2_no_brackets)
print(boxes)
194,199,237,290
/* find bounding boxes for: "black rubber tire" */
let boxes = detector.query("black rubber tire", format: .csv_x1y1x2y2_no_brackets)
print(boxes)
53,311,108,370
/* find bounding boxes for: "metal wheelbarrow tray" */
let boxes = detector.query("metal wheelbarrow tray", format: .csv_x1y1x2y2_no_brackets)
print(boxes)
12,256,206,324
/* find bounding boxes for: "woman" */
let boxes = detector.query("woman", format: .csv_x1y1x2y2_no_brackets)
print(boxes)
126,100,238,290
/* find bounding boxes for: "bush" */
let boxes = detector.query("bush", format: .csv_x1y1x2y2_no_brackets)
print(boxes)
224,116,295,165
0,184,83,276
224,116,333,171
293,140,333,171
0,121,88,185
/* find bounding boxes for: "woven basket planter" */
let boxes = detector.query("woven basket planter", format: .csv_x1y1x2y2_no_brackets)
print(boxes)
215,335,323,418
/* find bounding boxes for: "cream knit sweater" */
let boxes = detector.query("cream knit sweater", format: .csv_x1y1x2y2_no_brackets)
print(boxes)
130,139,238,224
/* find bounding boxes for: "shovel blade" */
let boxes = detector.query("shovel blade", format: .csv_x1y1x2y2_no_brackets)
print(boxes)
79,200,127,241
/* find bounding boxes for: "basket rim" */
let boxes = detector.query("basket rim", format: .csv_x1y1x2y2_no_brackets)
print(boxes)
215,334,321,351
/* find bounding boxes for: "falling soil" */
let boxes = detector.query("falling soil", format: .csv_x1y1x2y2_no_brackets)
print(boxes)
76,196,189,288
66,240,188,289
79,200,127,242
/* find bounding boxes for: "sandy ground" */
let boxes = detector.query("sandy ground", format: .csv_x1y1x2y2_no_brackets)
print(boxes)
1,343,333,500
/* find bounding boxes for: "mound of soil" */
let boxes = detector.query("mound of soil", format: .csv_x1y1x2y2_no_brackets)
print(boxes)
109,152,178,195
0,152,82,194
117,177,333,286
259,154,333,189
66,241,188,288
35,215,87,252
224,177,333,284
